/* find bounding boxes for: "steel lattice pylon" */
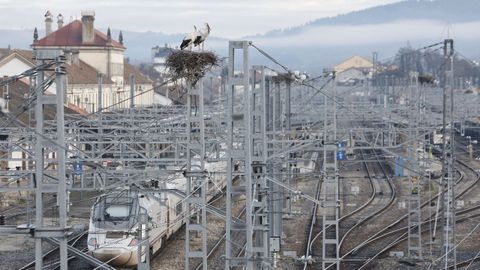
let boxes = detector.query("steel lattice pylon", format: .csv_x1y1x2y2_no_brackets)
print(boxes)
225,41,269,269
322,73,339,270
185,81,208,270
407,72,423,259
33,50,69,270
441,39,456,270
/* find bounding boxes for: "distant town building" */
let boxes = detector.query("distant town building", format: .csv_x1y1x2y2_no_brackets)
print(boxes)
0,48,34,77
334,56,373,85
151,44,178,76
334,55,373,73
336,67,370,85
0,70,87,171
26,10,169,112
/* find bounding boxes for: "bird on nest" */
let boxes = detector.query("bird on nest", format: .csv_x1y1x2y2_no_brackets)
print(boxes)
180,23,211,51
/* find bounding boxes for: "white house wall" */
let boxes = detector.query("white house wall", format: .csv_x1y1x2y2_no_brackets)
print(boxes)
68,83,155,113
78,50,109,75
78,49,124,84
0,58,32,77
109,50,125,84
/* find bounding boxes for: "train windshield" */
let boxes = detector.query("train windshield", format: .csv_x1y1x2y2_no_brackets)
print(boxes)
105,205,130,221
92,190,139,229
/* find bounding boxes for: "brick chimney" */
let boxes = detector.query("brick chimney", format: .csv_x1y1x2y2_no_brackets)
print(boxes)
81,10,95,43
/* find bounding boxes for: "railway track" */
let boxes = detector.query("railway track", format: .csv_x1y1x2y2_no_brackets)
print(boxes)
19,230,90,270
194,206,247,270
356,205,480,270
302,148,396,269
0,193,99,224
301,171,322,269
344,151,480,269
336,168,463,265
338,149,397,255
309,137,478,269
202,151,321,270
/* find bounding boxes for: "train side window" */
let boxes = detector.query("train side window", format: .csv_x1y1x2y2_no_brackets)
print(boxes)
175,203,183,216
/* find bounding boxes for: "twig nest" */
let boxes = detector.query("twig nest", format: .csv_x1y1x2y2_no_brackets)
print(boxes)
166,51,219,86
418,74,435,85
272,72,296,84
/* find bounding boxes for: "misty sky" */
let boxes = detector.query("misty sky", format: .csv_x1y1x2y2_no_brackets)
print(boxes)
0,0,401,37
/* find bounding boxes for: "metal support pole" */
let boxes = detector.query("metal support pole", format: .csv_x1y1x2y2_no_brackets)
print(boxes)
441,39,456,270
34,50,69,270
55,55,68,270
34,60,45,270
322,71,340,270
226,41,250,269
97,73,103,112
407,72,422,259
130,74,135,108
252,65,269,268
285,80,292,215
272,81,283,245
137,213,150,270
185,80,207,270
225,41,269,269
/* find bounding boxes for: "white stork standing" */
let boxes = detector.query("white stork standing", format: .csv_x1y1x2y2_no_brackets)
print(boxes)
193,23,211,51
180,26,199,51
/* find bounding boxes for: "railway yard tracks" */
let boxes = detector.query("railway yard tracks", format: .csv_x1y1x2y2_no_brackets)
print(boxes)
3,135,480,270
301,137,480,270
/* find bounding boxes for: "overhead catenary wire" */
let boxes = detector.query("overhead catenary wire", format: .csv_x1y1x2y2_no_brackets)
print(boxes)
249,42,291,74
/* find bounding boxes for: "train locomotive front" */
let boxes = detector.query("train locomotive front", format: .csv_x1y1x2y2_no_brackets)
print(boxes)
87,189,162,267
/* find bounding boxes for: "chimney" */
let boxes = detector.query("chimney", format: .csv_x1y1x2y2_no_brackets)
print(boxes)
81,10,95,43
57,13,64,29
44,10,53,36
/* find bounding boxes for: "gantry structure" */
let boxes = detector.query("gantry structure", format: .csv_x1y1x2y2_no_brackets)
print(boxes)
0,39,477,270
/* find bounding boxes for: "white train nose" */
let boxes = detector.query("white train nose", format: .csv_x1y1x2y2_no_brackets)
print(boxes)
92,248,138,267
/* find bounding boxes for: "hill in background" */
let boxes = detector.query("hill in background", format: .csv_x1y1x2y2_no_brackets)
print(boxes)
1,0,479,72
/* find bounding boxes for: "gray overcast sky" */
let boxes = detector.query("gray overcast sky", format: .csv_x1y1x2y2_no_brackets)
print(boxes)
0,0,400,37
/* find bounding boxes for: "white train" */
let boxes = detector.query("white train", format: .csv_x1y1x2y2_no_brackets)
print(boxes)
87,160,226,268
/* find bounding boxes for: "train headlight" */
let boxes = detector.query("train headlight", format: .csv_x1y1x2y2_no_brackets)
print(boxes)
88,238,97,248
128,238,138,246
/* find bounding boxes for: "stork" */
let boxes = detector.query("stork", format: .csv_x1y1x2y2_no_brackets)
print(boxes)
180,26,199,51
193,23,211,51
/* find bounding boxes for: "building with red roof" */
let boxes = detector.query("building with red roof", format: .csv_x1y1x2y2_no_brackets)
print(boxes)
26,10,161,112
32,11,126,85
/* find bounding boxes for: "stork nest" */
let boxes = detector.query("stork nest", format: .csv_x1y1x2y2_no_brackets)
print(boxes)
418,74,435,85
272,72,295,84
166,51,219,86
